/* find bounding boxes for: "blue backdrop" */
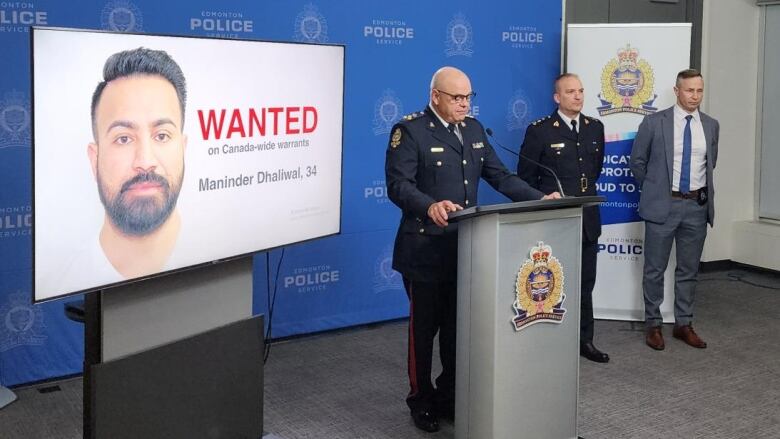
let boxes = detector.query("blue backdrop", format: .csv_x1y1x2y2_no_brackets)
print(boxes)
0,0,562,386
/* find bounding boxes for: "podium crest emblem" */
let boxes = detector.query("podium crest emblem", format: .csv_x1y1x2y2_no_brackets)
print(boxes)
512,241,566,331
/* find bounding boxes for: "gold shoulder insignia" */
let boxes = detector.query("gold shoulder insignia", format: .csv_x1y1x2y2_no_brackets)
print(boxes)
390,128,402,148
402,111,424,122
553,120,560,127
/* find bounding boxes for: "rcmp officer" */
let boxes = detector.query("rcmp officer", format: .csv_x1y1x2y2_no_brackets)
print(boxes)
385,66,560,433
517,73,610,364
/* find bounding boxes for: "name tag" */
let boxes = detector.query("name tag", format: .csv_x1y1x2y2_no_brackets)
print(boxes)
472,142,484,149
430,147,444,153
550,142,565,150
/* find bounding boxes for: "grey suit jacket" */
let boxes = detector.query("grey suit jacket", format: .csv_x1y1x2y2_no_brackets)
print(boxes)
630,106,719,226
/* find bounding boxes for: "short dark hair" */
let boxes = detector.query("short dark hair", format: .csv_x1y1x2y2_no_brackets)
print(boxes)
90,47,187,137
554,73,580,93
676,69,702,86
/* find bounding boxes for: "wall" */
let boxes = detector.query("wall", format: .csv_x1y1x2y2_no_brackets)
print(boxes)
699,0,775,267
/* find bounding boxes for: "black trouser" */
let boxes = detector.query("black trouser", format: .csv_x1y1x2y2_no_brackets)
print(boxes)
581,239,598,343
402,277,456,414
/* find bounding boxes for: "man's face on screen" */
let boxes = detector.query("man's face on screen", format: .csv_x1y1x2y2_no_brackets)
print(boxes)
89,74,186,237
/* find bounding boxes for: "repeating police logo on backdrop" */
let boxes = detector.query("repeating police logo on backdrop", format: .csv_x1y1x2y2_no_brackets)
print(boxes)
373,89,403,136
364,179,389,204
512,241,566,331
501,25,544,49
284,264,340,293
294,3,328,43
0,2,48,33
445,13,473,57
101,0,143,32
364,18,414,45
0,292,46,352
0,204,32,239
374,245,402,293
0,90,31,149
190,8,254,39
506,89,532,132
598,44,658,116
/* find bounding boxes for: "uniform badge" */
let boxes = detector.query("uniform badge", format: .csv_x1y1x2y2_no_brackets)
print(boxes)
472,142,484,149
550,143,565,150
390,128,402,148
553,120,560,127
511,241,566,331
430,147,444,153
429,122,436,128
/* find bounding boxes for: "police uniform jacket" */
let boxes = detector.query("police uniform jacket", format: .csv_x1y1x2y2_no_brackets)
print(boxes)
386,106,544,281
517,110,605,242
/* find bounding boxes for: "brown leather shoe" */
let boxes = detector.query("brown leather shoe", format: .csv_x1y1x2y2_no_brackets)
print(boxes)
646,326,665,350
673,324,707,348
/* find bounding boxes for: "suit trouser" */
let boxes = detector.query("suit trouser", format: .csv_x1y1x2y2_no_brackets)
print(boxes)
642,197,708,327
581,239,598,343
402,277,456,414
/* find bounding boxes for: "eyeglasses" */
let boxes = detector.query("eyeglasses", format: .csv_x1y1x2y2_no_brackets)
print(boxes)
435,89,476,104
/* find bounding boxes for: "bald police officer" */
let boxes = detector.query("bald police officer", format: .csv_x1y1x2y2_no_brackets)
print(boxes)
517,73,609,363
386,66,560,433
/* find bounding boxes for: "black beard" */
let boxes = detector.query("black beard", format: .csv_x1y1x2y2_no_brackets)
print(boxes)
98,170,182,236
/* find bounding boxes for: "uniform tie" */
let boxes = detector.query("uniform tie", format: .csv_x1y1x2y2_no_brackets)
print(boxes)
570,119,578,134
448,123,463,145
680,115,693,193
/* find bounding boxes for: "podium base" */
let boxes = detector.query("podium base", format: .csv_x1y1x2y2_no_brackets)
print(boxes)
0,385,17,409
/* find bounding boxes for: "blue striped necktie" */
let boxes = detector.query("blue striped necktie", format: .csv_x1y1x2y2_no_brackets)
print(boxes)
680,115,693,193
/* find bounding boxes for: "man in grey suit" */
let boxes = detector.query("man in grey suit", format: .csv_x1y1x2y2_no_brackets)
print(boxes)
630,69,719,351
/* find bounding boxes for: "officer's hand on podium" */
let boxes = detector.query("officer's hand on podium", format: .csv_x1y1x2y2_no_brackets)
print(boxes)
542,192,562,200
428,200,464,227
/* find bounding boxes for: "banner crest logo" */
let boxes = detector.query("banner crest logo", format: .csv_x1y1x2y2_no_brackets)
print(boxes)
597,44,658,116
0,292,47,352
374,245,401,293
445,13,474,57
512,241,566,331
294,3,328,43
101,0,144,32
373,90,403,136
0,90,31,149
506,89,532,132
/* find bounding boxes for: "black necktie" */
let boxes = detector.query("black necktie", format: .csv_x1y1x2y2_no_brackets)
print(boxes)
447,123,462,144
571,119,578,134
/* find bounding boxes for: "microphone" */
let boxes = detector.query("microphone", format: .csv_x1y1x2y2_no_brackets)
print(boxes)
485,128,566,197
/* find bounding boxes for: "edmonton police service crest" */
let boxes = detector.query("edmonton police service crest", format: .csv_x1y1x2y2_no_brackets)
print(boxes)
294,3,328,43
597,44,658,116
444,13,474,57
101,0,144,32
373,89,403,136
0,90,31,149
512,241,566,331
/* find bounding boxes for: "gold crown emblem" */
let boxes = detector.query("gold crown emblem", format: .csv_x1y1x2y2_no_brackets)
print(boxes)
617,44,639,64
530,242,552,266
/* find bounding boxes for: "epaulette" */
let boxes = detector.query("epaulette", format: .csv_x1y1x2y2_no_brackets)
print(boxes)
401,111,425,121
531,115,551,126
583,115,602,125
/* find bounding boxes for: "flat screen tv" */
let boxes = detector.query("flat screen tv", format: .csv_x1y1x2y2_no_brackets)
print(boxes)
32,28,344,302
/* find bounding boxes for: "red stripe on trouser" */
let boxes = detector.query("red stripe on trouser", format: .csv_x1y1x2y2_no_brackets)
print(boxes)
407,282,419,398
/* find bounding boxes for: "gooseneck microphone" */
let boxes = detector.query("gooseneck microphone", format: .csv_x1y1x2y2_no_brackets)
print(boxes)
485,128,566,197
